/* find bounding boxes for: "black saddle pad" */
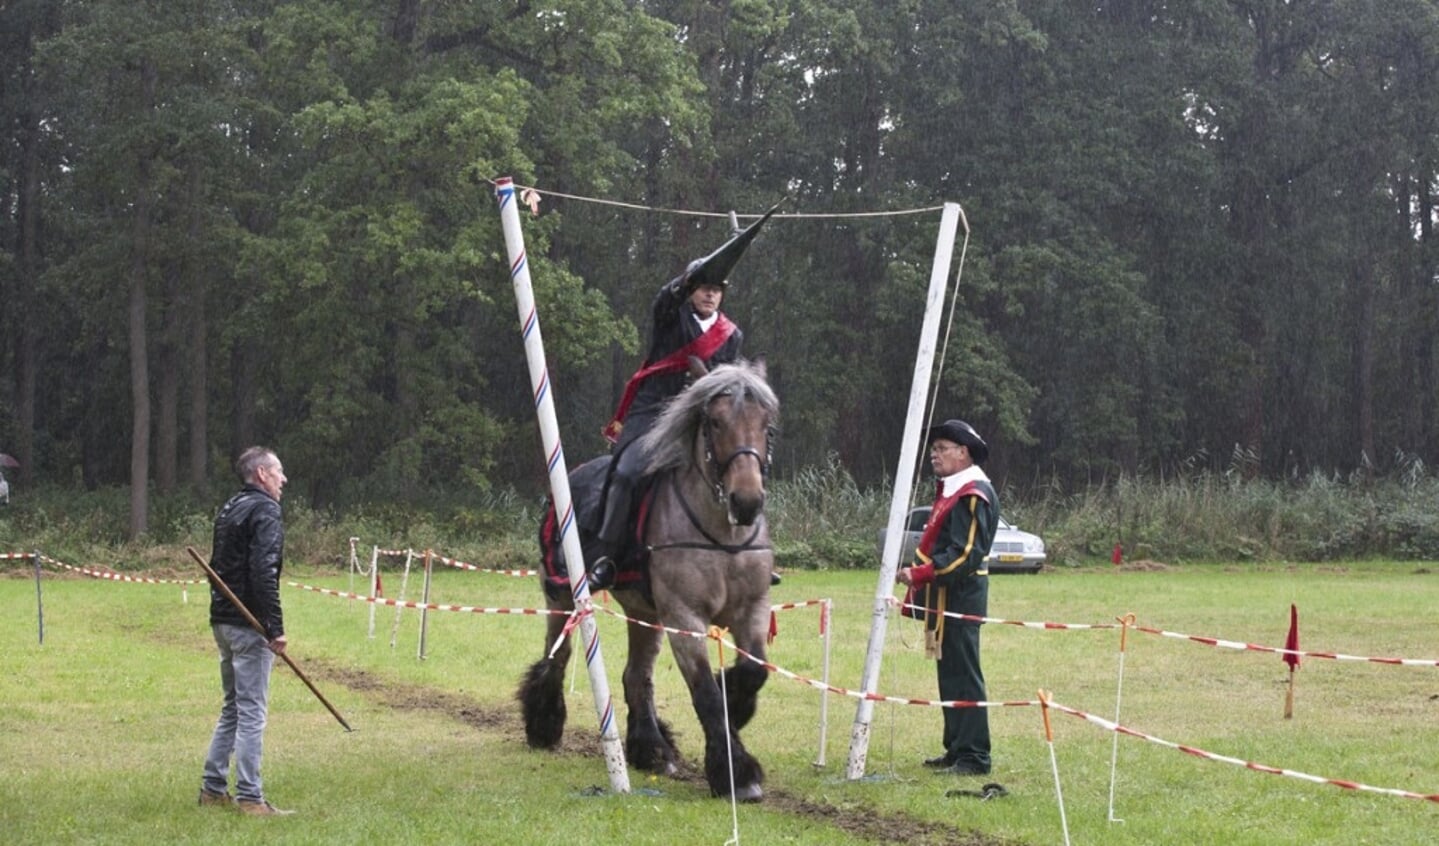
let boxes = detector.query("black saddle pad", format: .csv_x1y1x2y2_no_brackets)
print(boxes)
538,456,654,600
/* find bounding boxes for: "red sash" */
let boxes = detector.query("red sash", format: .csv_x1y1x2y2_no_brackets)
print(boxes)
602,313,736,443
916,480,991,559
902,480,992,623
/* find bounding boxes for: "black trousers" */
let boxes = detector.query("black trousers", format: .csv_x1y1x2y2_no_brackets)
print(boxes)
937,620,990,770
595,409,658,549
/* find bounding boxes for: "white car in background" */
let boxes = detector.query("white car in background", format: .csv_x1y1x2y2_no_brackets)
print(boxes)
878,505,1046,574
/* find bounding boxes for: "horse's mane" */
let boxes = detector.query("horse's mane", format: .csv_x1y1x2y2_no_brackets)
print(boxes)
641,361,779,474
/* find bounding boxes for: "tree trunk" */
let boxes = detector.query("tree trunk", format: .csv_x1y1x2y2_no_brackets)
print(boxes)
129,57,157,538
129,196,152,537
14,84,42,485
1417,175,1438,459
156,265,180,494
231,342,256,459
188,285,208,492
1353,264,1376,473
186,160,208,491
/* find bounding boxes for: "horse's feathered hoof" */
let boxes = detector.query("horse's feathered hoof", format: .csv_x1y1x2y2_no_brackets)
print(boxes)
517,659,567,749
733,783,764,803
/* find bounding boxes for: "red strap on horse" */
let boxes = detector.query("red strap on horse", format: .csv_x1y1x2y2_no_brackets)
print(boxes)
602,314,736,443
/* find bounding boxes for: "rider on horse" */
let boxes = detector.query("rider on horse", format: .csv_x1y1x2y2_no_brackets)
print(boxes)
586,206,780,592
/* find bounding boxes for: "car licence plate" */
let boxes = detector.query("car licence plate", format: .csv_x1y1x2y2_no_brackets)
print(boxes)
998,554,1023,562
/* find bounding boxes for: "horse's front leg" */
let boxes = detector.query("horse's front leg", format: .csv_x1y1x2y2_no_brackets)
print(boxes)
623,617,679,775
668,630,764,801
718,604,771,732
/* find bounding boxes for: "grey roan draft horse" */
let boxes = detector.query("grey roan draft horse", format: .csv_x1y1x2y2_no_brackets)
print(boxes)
518,358,779,801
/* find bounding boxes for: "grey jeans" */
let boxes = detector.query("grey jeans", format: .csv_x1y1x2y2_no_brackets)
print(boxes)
201,623,275,801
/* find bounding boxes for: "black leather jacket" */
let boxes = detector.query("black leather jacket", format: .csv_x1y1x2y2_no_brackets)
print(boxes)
617,277,744,451
209,484,285,638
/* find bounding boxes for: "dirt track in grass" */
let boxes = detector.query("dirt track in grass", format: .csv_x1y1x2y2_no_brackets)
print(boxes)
315,661,1016,846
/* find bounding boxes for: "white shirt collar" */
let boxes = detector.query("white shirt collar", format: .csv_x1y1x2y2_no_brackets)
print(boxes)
695,312,718,333
940,464,989,497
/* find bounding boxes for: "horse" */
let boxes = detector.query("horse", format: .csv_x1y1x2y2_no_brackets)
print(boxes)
518,357,779,801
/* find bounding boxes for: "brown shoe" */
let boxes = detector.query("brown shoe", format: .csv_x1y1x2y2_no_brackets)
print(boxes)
236,798,295,817
198,789,233,807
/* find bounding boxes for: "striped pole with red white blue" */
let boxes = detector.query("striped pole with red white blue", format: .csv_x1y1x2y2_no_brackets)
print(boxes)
494,177,630,793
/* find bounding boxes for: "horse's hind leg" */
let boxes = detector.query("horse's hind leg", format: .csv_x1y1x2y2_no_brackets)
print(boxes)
623,619,679,775
517,601,572,749
669,632,764,801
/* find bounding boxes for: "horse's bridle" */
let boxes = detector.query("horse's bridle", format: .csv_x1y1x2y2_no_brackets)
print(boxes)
646,402,775,556
699,408,774,507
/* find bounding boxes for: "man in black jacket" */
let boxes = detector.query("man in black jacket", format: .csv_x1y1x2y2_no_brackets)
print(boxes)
897,420,998,776
199,446,294,816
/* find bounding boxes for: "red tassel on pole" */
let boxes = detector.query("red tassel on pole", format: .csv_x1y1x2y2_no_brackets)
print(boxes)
767,610,778,645
1283,604,1300,669
1283,603,1299,719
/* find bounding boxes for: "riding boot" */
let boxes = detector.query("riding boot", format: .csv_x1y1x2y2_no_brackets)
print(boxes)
589,477,633,592
588,556,618,592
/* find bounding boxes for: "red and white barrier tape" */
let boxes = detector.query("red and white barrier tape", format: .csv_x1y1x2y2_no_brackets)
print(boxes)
37,554,203,585
287,581,568,616
893,597,1439,665
358,544,537,577
770,598,827,612
295,576,1436,803
768,597,830,638
433,554,537,577
1047,697,1439,803
598,604,1033,711
1131,623,1439,667
891,596,1118,631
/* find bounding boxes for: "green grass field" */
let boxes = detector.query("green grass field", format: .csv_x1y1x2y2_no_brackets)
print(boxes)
1,554,1436,845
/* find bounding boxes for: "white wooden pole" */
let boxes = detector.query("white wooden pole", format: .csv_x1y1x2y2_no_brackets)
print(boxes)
348,537,359,599
417,549,434,660
845,202,963,779
813,598,833,767
493,176,630,793
367,546,380,639
389,549,414,649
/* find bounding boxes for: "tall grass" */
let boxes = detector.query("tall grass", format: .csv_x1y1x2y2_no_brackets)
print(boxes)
2,565,1436,845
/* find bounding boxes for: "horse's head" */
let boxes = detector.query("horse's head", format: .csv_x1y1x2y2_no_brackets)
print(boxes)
643,357,779,527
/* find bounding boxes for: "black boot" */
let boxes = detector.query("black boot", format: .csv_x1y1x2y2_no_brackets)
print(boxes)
769,570,782,586
588,555,618,592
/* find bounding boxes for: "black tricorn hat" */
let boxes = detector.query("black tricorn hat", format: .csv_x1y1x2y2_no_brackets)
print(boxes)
680,201,783,290
927,419,989,464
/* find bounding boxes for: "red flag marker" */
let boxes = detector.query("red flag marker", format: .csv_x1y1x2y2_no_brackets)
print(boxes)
1283,603,1299,718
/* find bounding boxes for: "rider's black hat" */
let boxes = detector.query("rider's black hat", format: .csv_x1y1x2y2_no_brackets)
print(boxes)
926,419,989,464
680,201,783,290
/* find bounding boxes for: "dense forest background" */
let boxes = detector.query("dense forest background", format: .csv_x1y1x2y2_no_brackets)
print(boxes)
4,1,1439,537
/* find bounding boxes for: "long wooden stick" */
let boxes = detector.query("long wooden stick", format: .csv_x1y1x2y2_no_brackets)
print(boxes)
187,546,353,732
